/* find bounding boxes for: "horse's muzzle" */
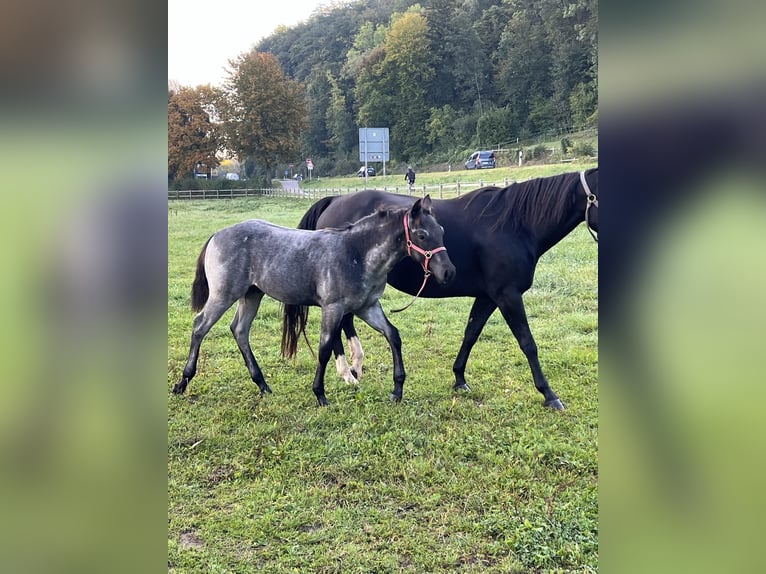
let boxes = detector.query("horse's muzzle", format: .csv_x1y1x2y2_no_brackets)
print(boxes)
432,253,456,285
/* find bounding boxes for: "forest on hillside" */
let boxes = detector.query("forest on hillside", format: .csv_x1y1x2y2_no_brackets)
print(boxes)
168,0,597,184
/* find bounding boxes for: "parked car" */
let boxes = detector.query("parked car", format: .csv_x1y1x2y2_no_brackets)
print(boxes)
357,166,376,177
465,150,496,170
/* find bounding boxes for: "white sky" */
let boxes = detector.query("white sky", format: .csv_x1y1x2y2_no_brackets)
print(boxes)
168,0,332,87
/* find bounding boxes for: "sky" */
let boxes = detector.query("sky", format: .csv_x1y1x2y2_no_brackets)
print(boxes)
168,0,333,88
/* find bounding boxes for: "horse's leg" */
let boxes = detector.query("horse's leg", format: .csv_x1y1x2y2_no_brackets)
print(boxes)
333,314,359,385
230,290,272,397
336,314,364,380
313,306,345,406
452,296,498,392
355,302,405,402
344,314,365,380
173,297,234,394
497,291,564,410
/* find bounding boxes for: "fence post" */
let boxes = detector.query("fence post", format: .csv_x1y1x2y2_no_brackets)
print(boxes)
439,183,443,199
457,181,461,196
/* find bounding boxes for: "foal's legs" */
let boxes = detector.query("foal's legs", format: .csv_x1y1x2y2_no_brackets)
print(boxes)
230,289,272,397
312,305,345,406
173,296,236,394
496,291,564,410
355,302,405,402
452,296,498,392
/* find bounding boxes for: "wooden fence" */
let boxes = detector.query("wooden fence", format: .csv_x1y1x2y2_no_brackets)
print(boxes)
167,179,518,202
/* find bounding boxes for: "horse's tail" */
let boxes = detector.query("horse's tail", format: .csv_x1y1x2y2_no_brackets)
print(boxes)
281,304,313,359
190,235,213,312
297,195,338,230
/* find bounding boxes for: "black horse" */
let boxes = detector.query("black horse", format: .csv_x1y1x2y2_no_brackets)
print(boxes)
298,169,598,409
172,196,455,406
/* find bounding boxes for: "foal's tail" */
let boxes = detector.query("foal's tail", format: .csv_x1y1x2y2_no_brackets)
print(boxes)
281,304,313,359
297,195,338,230
190,235,213,312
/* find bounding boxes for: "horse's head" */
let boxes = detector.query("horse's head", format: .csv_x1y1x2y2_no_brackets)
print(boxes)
406,195,456,285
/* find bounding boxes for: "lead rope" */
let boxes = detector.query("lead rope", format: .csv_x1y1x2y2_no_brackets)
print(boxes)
580,170,598,243
391,212,447,313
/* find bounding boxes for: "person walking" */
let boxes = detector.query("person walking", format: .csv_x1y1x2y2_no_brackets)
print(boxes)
405,166,416,192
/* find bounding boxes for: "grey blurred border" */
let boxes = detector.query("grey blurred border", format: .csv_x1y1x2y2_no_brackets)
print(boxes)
2,0,765,571
0,1,167,572
601,0,766,572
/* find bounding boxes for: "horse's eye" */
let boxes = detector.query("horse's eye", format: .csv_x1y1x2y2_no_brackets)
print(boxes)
416,231,427,241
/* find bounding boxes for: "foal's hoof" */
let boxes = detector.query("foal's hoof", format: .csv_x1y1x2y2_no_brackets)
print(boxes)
172,379,188,394
259,385,273,398
316,396,330,407
544,398,565,411
350,368,359,380
453,382,471,393
389,393,402,403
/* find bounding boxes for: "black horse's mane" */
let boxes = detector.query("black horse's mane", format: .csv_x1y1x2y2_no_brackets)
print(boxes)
325,204,402,233
461,170,582,231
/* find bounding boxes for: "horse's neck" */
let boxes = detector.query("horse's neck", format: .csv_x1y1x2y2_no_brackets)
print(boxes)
534,186,584,256
350,216,405,273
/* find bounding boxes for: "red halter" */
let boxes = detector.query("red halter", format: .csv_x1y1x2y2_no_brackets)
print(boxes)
392,211,448,313
403,211,447,274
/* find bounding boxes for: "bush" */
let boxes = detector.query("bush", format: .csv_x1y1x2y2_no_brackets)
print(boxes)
561,137,573,155
529,144,549,160
572,141,596,157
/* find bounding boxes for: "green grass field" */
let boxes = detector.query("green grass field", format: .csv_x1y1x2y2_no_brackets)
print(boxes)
168,170,598,572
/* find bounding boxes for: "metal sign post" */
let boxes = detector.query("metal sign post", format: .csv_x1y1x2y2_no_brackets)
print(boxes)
359,128,389,184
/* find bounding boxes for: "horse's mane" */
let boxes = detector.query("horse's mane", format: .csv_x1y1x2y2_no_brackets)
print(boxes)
461,171,581,231
324,204,402,233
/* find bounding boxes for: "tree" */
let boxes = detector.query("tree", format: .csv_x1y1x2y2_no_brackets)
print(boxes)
356,11,434,161
218,51,307,182
167,85,221,182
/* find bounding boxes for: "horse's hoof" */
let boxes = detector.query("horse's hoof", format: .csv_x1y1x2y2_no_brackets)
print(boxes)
317,396,330,407
390,393,402,403
172,380,187,394
453,382,471,392
350,368,359,380
544,398,565,411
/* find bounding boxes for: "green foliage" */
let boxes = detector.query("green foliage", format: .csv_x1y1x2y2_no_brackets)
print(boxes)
528,144,550,160
561,137,573,155
572,141,596,157
244,0,598,172
476,106,519,149
168,179,598,571
570,82,598,128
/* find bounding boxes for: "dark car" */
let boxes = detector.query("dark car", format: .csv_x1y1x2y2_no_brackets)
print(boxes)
465,150,496,170
357,166,376,177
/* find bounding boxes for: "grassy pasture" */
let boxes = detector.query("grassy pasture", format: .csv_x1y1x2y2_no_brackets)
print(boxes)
168,179,598,572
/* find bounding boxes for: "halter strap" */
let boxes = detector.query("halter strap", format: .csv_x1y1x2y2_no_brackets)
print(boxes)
391,211,448,313
580,170,598,243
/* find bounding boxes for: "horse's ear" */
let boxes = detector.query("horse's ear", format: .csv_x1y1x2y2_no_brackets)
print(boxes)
411,195,432,219
411,198,423,218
